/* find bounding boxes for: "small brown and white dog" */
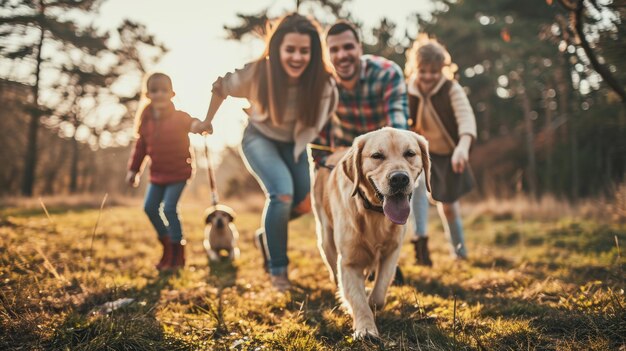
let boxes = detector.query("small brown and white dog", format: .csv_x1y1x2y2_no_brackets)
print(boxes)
203,205,240,262
311,127,430,339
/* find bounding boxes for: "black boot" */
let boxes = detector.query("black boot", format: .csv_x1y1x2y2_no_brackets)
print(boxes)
412,237,433,266
254,228,269,273
392,266,405,286
366,266,405,286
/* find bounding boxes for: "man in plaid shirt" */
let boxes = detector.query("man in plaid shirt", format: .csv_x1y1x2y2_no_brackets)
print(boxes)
311,20,409,165
310,20,409,285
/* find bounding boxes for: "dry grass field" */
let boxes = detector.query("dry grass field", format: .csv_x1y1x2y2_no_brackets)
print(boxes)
1,194,624,350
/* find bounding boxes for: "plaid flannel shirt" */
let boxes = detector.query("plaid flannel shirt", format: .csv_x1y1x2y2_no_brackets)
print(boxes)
311,55,409,165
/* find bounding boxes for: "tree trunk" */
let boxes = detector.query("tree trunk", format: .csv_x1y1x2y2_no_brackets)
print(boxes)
21,15,45,196
81,150,93,193
42,139,60,194
518,83,538,200
88,152,98,193
544,83,555,194
42,138,69,194
554,58,576,199
69,133,79,193
569,106,580,202
483,103,491,141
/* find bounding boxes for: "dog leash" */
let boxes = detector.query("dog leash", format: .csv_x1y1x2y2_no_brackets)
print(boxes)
309,143,335,153
309,143,336,170
204,136,219,206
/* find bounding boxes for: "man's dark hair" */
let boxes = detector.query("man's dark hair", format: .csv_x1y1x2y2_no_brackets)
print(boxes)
326,20,360,43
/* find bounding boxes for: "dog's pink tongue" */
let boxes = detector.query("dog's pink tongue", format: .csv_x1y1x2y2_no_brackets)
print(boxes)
383,194,410,224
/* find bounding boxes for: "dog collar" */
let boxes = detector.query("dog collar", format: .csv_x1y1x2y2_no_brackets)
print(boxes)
355,187,384,214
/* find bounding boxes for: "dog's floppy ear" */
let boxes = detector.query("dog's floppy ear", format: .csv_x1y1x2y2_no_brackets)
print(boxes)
415,133,431,193
224,211,234,222
205,207,217,224
342,135,366,197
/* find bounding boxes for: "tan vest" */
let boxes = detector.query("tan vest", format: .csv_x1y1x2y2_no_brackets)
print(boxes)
409,80,459,144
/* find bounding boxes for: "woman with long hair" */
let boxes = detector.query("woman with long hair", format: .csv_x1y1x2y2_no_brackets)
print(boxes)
199,13,337,291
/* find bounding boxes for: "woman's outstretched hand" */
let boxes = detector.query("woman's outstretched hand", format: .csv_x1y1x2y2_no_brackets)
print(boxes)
201,121,214,135
191,120,213,135
200,92,226,135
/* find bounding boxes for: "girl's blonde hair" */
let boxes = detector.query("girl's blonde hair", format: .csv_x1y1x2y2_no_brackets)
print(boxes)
405,34,458,80
133,72,173,136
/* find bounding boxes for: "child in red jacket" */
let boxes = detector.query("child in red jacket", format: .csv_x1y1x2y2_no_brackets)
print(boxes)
126,72,205,271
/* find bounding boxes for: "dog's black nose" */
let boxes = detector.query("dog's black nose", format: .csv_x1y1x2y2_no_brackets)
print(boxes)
216,218,224,228
389,172,410,189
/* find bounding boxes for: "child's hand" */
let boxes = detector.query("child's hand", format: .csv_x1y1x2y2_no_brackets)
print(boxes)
126,170,139,187
200,121,213,135
451,135,472,174
191,120,213,135
451,145,468,173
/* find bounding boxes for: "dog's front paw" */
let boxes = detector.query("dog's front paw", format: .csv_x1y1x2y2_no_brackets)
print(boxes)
353,317,379,340
353,326,379,340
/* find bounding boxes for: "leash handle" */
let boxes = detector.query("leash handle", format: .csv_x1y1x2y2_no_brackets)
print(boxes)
308,143,335,152
204,136,219,206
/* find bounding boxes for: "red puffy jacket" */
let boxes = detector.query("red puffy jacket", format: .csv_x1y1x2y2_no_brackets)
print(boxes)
128,103,199,185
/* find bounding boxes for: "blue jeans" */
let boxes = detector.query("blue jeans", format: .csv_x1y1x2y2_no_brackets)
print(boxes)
411,174,467,258
143,181,187,243
240,124,310,275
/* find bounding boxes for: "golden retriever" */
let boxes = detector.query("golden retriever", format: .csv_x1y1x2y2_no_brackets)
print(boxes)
203,205,239,262
311,127,430,339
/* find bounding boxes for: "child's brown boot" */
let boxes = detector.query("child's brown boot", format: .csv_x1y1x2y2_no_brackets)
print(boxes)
156,236,173,271
170,241,186,269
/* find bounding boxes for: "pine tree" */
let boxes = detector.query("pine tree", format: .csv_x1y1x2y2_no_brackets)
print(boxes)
0,1,166,195
416,0,625,198
1,0,109,196
45,20,166,193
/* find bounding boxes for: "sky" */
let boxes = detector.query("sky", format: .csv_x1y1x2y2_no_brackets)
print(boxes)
95,0,434,153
